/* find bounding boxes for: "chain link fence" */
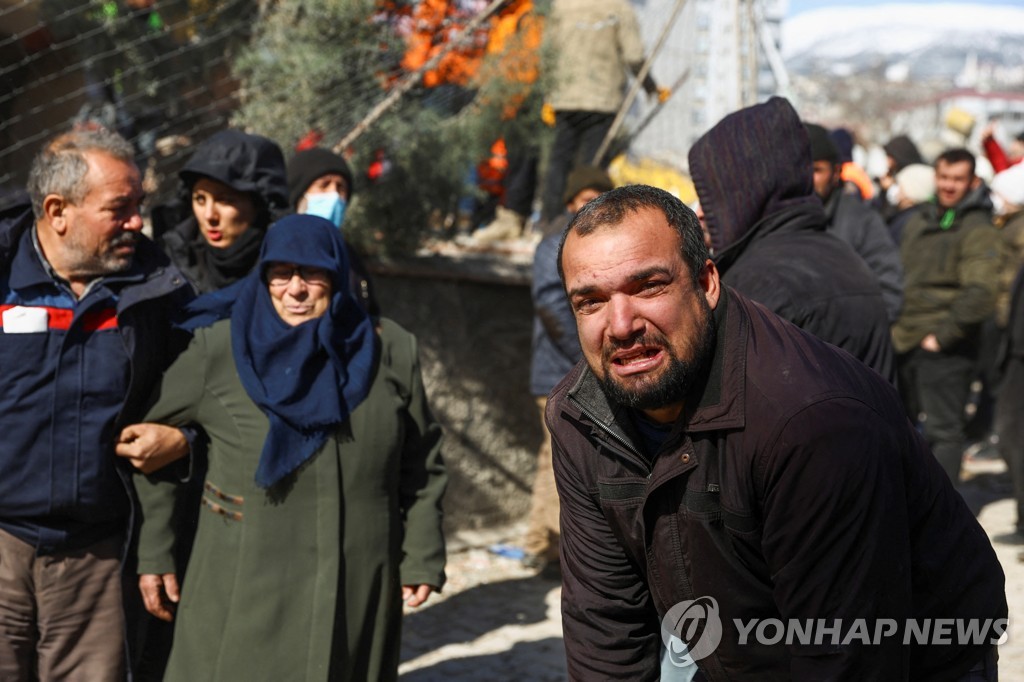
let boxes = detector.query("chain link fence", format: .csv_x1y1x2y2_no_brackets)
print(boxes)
1,1,554,245
0,0,268,205
2,0,693,250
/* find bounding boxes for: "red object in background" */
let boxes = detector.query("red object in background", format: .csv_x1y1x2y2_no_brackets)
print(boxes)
367,149,392,183
295,130,324,152
21,27,53,54
477,137,508,199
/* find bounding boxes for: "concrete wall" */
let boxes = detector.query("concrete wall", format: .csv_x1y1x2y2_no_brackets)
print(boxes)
372,258,542,533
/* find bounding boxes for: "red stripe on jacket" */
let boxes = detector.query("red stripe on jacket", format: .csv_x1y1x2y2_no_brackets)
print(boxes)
0,304,118,332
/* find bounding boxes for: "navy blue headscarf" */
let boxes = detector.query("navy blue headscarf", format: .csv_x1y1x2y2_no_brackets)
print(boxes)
182,214,377,487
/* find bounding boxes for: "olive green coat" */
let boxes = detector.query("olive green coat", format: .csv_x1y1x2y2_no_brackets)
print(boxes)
133,318,447,682
892,199,1005,353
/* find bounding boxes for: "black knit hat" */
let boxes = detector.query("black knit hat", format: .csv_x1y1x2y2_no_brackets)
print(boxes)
804,123,839,163
562,165,614,206
829,128,855,164
287,148,355,209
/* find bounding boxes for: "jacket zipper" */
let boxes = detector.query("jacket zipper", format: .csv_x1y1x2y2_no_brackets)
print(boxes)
568,393,652,474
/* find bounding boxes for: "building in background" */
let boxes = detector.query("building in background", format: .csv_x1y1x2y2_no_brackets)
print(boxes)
630,0,786,168
890,89,1024,152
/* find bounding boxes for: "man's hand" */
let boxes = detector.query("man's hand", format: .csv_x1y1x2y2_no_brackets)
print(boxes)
140,573,180,622
116,423,188,474
920,334,941,352
656,87,672,104
402,584,436,608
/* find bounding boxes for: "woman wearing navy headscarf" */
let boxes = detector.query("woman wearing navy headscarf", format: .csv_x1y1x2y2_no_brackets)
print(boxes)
126,215,447,681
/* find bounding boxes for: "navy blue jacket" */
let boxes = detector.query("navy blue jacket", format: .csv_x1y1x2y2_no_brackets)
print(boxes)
0,202,193,553
530,230,581,396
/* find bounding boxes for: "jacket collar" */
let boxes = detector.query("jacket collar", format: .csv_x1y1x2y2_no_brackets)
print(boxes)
565,287,748,450
2,211,190,311
686,287,747,432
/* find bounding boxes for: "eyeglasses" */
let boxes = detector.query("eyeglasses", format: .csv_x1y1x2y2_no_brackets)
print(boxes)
265,264,332,287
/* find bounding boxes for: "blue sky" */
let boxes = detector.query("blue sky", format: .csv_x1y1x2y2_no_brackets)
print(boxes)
785,0,1024,17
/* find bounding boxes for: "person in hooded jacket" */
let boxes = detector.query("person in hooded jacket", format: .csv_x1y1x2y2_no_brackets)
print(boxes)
687,97,895,384
549,184,1006,681
160,129,290,293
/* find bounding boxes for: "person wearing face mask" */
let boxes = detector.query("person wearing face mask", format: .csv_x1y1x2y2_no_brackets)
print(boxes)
161,130,290,293
288,147,380,317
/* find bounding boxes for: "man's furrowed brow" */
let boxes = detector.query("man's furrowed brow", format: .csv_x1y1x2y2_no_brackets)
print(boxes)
629,266,673,283
567,284,597,300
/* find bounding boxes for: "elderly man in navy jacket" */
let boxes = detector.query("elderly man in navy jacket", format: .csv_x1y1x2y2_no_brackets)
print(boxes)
549,184,1006,681
0,129,193,678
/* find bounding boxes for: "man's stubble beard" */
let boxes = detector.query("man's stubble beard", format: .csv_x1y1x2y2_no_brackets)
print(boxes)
596,295,717,412
64,224,137,278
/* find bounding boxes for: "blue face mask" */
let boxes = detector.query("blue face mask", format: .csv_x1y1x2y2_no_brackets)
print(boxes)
303,192,347,229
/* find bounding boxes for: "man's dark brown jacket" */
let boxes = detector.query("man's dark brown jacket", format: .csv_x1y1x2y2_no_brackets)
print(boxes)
548,287,1006,681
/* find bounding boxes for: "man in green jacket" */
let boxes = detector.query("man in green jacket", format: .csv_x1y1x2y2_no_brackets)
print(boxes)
893,148,1005,483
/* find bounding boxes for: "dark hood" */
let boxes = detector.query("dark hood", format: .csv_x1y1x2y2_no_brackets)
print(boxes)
179,129,289,213
883,135,923,174
688,97,819,254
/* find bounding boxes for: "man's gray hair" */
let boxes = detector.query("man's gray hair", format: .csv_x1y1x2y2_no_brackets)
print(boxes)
26,129,136,219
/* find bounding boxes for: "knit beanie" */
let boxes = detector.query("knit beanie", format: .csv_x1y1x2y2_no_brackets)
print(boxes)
829,128,855,164
895,164,935,204
804,123,839,163
991,164,1024,208
562,165,615,206
287,148,355,209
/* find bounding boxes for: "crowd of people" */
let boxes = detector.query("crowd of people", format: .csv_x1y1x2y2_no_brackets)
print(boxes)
1,1,1023,680
0,128,446,681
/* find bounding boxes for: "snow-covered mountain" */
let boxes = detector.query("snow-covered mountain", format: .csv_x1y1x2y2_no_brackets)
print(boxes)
782,3,1024,81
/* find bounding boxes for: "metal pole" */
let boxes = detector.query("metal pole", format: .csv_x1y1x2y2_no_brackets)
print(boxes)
591,0,689,165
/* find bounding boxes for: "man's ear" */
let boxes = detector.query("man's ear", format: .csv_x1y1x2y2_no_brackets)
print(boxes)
699,258,721,310
971,176,982,191
42,194,69,234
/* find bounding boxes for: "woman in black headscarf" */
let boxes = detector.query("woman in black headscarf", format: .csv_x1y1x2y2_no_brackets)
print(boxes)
126,215,447,681
159,129,290,292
